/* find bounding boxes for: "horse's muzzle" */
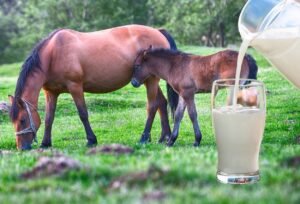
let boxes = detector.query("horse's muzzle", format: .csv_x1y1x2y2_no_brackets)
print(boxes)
131,78,141,88
19,143,32,151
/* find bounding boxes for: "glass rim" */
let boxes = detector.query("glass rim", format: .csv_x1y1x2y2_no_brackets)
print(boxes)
212,79,265,88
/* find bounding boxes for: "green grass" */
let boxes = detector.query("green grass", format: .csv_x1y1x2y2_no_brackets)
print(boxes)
0,46,299,204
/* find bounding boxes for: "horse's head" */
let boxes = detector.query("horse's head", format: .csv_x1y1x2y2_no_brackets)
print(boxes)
237,88,259,107
131,46,153,88
8,96,41,150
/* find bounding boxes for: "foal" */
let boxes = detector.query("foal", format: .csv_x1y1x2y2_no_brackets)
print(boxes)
131,48,258,146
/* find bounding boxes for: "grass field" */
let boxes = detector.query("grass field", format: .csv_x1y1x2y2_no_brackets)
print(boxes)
0,46,299,204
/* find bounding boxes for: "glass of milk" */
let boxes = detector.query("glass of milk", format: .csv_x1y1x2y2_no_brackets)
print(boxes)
211,79,266,184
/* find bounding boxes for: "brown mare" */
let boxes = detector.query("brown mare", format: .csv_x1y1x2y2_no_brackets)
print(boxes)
131,48,258,146
9,25,178,150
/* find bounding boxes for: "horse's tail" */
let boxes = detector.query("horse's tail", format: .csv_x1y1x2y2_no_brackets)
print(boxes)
159,29,177,50
245,54,258,79
159,29,179,119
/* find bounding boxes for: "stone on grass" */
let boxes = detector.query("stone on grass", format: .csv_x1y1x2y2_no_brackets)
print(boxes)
109,165,168,190
0,150,13,155
21,155,82,179
87,144,134,155
282,156,300,168
0,101,11,113
143,190,166,202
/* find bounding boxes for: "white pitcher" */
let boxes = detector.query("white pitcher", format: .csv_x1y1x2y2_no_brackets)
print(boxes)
239,0,300,88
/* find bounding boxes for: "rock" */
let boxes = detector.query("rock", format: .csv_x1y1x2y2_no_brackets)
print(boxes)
0,150,13,156
87,144,134,155
282,156,300,168
0,101,11,113
109,165,168,190
143,190,166,202
21,155,82,179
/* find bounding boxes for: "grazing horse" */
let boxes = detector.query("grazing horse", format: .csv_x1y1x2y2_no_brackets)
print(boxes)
131,48,258,146
9,25,178,150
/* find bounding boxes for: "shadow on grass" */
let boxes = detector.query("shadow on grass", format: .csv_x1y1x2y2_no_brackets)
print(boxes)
51,98,146,116
85,98,145,111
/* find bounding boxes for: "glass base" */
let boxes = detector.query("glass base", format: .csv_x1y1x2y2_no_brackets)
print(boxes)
217,171,260,184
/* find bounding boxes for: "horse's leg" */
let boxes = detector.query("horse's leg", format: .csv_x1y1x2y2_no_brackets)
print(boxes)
185,96,202,147
139,78,159,143
166,96,186,146
157,87,171,143
40,91,58,148
68,83,97,146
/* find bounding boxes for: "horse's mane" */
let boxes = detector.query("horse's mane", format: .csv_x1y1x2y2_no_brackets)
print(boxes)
147,48,190,58
10,29,62,121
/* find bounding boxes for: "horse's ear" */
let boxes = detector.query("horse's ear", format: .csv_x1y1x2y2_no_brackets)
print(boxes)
8,95,14,105
9,95,23,108
143,50,147,57
143,45,152,58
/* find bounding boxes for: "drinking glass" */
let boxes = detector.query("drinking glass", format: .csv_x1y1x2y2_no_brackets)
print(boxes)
211,79,266,184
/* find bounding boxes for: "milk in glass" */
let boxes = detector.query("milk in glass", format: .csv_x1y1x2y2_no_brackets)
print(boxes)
213,106,266,174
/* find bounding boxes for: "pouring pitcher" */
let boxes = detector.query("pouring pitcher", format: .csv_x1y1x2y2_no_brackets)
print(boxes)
239,0,300,88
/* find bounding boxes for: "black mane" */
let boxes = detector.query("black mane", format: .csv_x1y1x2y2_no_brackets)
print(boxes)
147,48,189,58
10,29,62,121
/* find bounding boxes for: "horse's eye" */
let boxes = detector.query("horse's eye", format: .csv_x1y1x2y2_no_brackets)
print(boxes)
20,118,26,125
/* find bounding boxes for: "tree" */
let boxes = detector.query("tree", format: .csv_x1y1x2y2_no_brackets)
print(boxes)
0,0,247,64
148,0,246,46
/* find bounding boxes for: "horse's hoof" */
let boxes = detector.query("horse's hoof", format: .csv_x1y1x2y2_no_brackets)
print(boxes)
166,142,174,147
40,143,52,149
158,134,170,143
139,139,151,144
139,133,151,144
86,141,97,148
166,139,175,147
158,138,165,143
193,142,200,147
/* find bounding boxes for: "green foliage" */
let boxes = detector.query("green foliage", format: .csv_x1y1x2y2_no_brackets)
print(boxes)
0,0,247,64
149,0,246,46
0,0,151,64
0,46,299,203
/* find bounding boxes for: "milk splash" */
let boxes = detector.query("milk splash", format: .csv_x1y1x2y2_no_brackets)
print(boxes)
233,39,252,107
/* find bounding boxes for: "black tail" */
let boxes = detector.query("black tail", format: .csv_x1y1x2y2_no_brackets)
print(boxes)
159,29,179,119
245,54,258,79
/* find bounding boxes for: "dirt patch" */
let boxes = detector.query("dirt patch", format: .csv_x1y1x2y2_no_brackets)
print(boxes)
282,156,300,168
0,101,10,113
87,144,134,155
143,190,166,202
32,148,65,156
109,165,169,190
21,155,82,179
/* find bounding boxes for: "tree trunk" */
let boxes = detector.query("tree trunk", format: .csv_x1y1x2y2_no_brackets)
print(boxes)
219,21,225,47
207,25,214,47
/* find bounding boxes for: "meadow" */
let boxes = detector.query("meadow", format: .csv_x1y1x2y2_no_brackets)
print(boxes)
0,46,299,204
